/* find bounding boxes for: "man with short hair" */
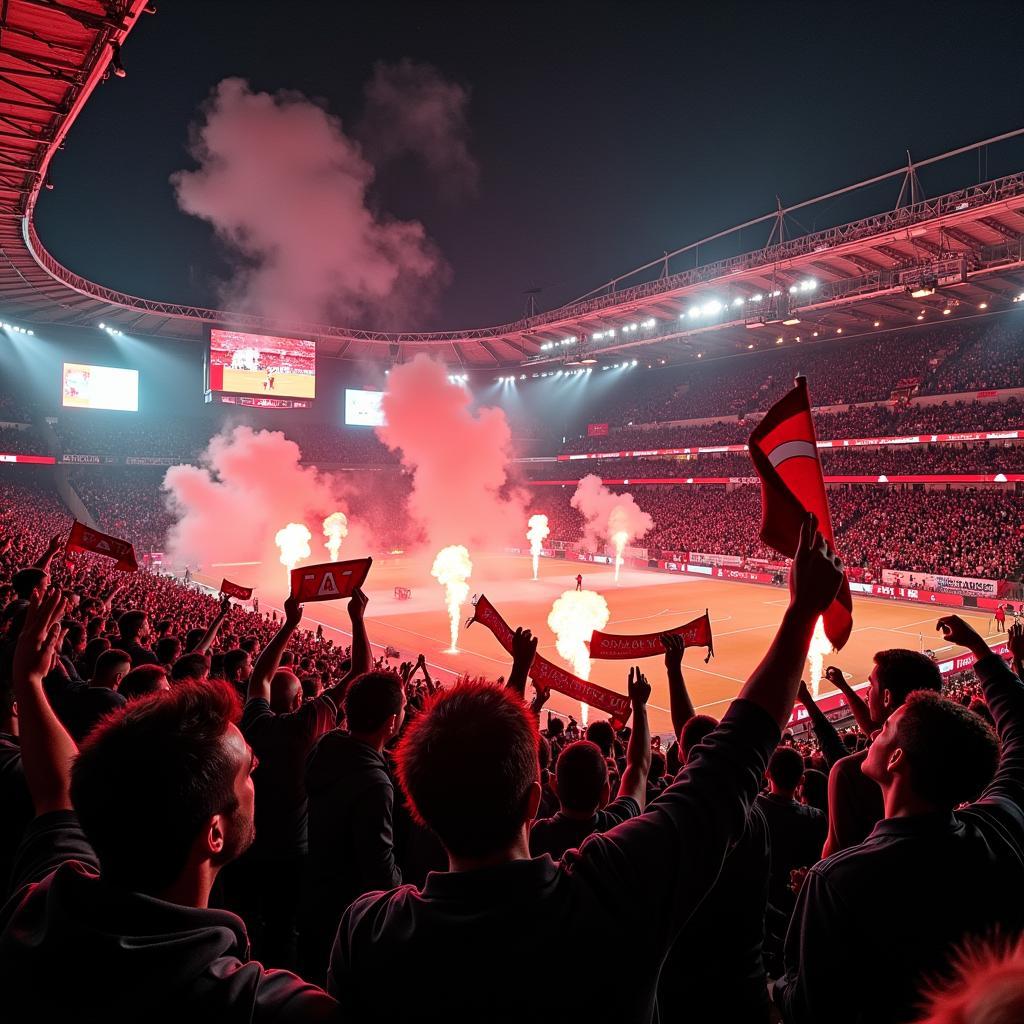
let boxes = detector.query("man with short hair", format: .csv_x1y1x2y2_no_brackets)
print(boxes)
223,648,252,695
58,648,131,743
757,745,827,917
823,649,942,855
530,668,650,860
0,588,338,1020
327,514,845,1022
170,652,210,684
303,664,405,982
116,610,158,668
776,615,1021,1024
232,589,369,970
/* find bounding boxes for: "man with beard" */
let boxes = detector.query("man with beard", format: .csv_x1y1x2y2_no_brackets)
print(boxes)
0,589,339,1021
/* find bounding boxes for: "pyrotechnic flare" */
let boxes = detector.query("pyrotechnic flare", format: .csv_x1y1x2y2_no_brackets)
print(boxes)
571,476,652,582
322,511,349,561
547,589,610,725
432,545,473,653
526,514,550,580
807,615,834,698
275,522,312,585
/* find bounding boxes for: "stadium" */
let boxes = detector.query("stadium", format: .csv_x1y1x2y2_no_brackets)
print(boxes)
2,3,1024,1022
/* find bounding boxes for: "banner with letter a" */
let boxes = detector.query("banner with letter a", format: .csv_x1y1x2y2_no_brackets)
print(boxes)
290,558,372,602
65,521,138,572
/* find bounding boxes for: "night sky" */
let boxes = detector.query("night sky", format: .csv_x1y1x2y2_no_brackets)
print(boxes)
34,0,1024,332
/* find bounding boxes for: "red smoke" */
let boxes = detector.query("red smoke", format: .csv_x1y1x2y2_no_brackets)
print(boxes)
375,355,527,552
162,425,371,596
570,473,654,552
171,77,449,328
358,59,479,199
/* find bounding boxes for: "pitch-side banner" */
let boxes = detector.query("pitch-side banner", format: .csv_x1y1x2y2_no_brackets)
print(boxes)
468,594,632,721
882,568,998,597
290,558,372,602
590,610,714,662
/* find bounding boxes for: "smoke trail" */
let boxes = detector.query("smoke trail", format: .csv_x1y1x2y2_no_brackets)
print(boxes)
171,78,450,328
163,425,367,596
432,545,472,653
358,59,479,200
275,523,312,586
527,513,550,580
376,355,528,552
547,589,610,725
808,616,834,698
571,475,653,581
323,511,349,561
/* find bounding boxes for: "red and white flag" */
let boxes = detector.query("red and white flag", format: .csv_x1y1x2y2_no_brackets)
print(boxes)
748,377,852,649
589,610,714,662
290,558,372,602
65,521,138,572
220,579,254,601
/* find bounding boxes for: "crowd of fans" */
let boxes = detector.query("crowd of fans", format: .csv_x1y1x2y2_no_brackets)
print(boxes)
3,471,1024,1021
525,483,1024,581
522,443,1024,480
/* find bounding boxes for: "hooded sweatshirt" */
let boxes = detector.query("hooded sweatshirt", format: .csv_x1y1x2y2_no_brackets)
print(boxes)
0,811,339,1023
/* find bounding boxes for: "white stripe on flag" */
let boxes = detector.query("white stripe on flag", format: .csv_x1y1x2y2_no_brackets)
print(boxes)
767,439,817,468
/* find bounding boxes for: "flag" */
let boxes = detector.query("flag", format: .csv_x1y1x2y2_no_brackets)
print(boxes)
468,595,632,720
290,558,372,602
748,377,852,649
65,521,138,572
590,610,714,662
220,579,253,600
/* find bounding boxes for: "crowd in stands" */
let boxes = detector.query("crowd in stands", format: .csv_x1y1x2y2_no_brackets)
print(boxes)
559,396,1024,455
522,442,1024,480
3,469,1024,1021
0,425,48,457
525,483,1024,581
69,469,177,554
557,318,1022,440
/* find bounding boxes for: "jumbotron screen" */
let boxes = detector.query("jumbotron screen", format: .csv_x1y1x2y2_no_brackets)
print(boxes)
344,388,386,427
62,363,139,412
208,329,316,399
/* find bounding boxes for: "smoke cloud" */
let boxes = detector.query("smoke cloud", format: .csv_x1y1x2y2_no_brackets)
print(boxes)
570,474,654,553
162,426,372,596
171,77,449,327
375,354,528,552
358,59,479,199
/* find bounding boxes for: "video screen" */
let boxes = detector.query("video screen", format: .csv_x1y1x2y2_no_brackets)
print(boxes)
345,388,386,427
62,363,139,412
208,329,316,399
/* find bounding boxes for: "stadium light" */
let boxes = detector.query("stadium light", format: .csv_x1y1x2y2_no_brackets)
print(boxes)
98,322,106,329
916,314,925,320
776,337,784,344
733,297,744,307
702,300,722,316
979,302,988,309
783,317,800,326
873,321,881,327
943,308,952,315
687,308,701,319
910,286,935,298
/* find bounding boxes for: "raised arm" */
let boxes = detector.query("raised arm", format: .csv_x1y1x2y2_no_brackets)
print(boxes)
248,594,303,704
739,514,845,729
191,593,231,654
11,588,78,815
616,667,652,809
796,680,848,769
323,588,370,706
33,535,63,573
505,627,538,700
938,615,1024,814
662,632,694,742
823,665,877,736
1009,621,1024,683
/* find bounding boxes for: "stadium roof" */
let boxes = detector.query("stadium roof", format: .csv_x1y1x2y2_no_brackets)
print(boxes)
2,2,1024,370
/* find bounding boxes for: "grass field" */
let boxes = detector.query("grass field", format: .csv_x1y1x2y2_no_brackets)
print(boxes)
198,554,1000,736
220,367,316,398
